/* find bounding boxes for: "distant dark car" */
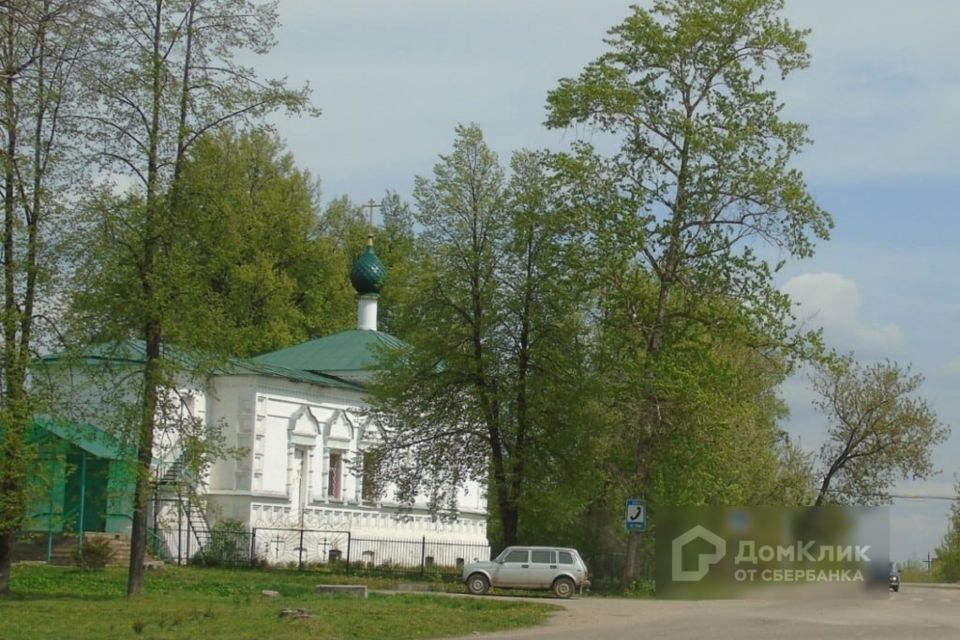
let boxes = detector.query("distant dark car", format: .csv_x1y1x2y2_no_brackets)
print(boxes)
889,570,900,592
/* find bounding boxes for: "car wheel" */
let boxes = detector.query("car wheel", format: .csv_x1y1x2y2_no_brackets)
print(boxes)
552,576,575,599
467,573,490,595
893,586,899,592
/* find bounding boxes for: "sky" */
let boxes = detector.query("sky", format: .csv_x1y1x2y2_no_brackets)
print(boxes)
251,0,960,564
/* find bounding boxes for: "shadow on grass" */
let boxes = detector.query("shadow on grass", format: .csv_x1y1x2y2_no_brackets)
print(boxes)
0,591,126,602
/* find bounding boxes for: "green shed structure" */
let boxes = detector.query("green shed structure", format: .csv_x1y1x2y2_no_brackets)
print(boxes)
25,418,136,537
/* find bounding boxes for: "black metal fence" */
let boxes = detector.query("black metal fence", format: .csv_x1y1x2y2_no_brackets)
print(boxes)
148,524,243,567
151,523,491,576
251,527,349,568
249,527,490,575
348,535,489,576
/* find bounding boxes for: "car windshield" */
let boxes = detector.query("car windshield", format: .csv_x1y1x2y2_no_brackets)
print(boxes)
493,548,518,563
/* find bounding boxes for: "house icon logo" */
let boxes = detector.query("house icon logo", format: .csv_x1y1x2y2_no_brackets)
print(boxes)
672,525,727,582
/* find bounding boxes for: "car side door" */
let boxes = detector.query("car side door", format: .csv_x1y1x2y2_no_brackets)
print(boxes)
557,550,584,584
528,549,558,587
494,548,531,588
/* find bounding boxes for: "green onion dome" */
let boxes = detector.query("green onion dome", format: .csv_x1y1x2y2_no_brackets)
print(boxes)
350,239,386,295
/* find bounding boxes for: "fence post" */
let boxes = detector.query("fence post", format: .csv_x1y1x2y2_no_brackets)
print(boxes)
77,453,86,553
420,536,426,576
346,532,352,575
185,499,191,561
299,527,305,570
250,528,257,566
176,490,183,565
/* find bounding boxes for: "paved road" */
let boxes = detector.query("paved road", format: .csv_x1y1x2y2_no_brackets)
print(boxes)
455,584,960,640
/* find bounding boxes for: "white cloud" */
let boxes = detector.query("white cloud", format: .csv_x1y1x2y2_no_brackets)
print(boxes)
938,357,960,379
782,272,904,353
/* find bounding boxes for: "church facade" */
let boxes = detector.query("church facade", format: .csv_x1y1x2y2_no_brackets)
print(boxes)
34,235,489,567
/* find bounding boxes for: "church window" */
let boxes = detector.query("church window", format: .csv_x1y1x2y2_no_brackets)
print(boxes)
327,452,343,500
361,449,382,503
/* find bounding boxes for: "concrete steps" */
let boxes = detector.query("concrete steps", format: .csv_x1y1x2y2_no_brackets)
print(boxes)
51,532,131,566
17,532,154,567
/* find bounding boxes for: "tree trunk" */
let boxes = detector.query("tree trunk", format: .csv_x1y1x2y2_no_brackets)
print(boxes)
499,501,519,548
126,327,162,596
618,135,691,592
127,0,165,596
0,531,14,594
505,240,534,549
0,409,27,594
814,462,841,506
0,37,22,594
487,431,516,548
620,531,643,591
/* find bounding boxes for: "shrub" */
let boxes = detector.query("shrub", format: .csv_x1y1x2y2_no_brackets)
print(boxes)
193,519,249,567
74,536,116,570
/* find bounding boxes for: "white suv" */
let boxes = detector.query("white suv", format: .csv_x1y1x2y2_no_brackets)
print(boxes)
462,546,590,598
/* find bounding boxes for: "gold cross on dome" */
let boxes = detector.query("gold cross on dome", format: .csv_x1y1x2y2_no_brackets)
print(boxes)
361,199,381,246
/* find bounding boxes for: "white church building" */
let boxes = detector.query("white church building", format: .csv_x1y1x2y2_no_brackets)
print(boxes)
39,234,489,568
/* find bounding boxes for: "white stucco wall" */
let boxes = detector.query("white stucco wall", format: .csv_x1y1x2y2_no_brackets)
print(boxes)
200,374,488,547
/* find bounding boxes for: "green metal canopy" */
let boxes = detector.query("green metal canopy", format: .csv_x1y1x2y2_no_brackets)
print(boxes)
30,416,131,461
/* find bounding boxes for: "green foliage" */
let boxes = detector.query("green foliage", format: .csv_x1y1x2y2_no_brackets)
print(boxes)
577,265,806,541
812,355,949,505
192,519,249,567
165,128,354,356
545,0,832,352
372,192,420,337
898,560,935,584
768,433,817,506
70,127,351,358
934,480,960,583
0,423,30,533
74,536,117,570
0,0,91,593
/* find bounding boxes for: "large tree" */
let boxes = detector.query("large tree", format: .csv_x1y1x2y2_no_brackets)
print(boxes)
167,127,351,357
0,0,89,595
578,267,807,571
811,355,948,506
370,125,596,548
545,0,832,588
74,0,315,595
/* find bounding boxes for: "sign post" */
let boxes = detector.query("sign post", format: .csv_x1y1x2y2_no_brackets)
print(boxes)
625,498,646,532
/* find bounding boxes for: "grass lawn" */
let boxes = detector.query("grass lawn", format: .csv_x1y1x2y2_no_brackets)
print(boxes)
0,564,557,640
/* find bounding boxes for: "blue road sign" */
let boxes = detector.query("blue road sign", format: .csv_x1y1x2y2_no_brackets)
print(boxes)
625,499,646,532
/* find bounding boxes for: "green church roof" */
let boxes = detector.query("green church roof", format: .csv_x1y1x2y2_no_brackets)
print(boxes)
39,340,364,391
253,329,407,379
